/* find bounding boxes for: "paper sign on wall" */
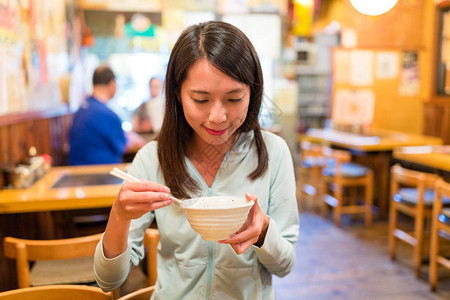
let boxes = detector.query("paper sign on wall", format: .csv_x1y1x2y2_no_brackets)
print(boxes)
332,89,375,126
334,49,350,83
376,51,398,79
399,51,419,96
349,50,373,86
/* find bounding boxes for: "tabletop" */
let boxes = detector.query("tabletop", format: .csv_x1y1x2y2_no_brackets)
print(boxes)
302,128,443,152
393,145,450,172
0,163,129,214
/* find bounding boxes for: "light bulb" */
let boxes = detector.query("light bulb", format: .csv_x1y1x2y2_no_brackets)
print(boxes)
350,0,398,16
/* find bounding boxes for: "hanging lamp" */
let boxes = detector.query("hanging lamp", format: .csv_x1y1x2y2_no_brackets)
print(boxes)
350,0,398,16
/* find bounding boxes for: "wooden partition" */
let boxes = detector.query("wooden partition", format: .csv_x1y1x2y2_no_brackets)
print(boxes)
313,0,450,143
0,107,73,291
425,2,450,144
0,106,72,187
424,101,450,144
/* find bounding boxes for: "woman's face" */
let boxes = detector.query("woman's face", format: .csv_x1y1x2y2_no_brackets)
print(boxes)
180,59,250,151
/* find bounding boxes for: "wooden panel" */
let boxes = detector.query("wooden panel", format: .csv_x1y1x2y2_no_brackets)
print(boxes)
314,0,426,49
0,105,69,127
0,114,72,187
424,102,450,144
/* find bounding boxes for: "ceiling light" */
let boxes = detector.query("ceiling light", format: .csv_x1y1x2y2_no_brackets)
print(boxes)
350,0,398,16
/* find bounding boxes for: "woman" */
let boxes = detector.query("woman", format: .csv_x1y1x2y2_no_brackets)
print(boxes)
94,21,299,300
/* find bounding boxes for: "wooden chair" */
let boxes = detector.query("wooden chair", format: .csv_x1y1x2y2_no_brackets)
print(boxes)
3,233,102,288
297,140,326,212
144,228,159,286
321,148,374,227
388,164,439,277
0,285,113,300
117,286,155,300
429,179,450,291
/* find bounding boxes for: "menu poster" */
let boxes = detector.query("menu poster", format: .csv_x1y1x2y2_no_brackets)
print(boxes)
334,49,350,84
0,1,19,43
442,10,450,63
223,14,281,60
333,89,375,126
37,39,48,85
398,51,419,96
349,50,374,86
5,44,27,113
222,0,249,13
0,47,6,114
376,51,398,79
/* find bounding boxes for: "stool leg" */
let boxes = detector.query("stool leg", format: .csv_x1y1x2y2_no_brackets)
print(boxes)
321,180,328,217
311,166,320,213
414,206,424,278
389,202,397,260
333,184,342,227
429,221,439,291
365,172,373,226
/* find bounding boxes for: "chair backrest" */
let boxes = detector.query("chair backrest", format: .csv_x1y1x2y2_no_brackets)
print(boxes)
321,147,352,179
322,147,351,164
300,141,324,159
0,285,114,300
117,286,155,300
144,228,159,286
3,233,102,288
391,164,438,188
390,164,438,207
433,179,450,216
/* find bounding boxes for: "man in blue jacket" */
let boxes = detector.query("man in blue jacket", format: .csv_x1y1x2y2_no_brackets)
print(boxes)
69,66,136,165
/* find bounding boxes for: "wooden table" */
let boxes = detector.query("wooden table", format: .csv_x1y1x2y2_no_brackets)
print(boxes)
393,146,450,181
304,128,443,152
0,163,129,292
302,128,443,217
0,163,128,214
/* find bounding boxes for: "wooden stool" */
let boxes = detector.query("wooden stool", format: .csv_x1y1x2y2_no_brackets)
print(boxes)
321,148,374,227
429,179,450,291
297,140,325,212
0,285,113,300
117,286,155,300
3,233,103,288
144,228,159,286
388,164,439,278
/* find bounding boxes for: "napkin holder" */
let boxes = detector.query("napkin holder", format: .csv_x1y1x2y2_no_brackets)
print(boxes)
3,156,51,189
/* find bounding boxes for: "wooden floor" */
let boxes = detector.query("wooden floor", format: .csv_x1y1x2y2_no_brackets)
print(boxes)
273,212,450,300
121,210,450,299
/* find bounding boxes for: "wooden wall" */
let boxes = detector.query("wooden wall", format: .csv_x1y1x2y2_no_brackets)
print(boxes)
424,101,450,144
0,106,72,187
423,1,450,144
313,0,450,142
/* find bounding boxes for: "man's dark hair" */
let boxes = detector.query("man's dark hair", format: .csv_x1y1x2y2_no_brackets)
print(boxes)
93,66,115,85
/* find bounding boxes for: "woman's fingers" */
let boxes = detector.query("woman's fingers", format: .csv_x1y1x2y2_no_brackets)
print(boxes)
245,192,257,202
114,180,173,219
219,192,270,254
230,239,257,255
121,200,173,214
122,180,170,193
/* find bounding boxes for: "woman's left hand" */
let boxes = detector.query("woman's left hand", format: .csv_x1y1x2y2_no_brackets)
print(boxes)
218,193,270,255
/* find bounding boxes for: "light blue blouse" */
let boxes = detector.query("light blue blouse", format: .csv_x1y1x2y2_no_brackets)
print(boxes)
94,130,299,300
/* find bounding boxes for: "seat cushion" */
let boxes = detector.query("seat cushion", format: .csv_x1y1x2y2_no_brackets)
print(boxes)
301,156,326,168
322,163,369,178
30,256,95,286
394,188,450,206
439,208,450,226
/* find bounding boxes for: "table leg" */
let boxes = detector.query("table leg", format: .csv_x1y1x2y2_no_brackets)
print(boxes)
352,151,392,219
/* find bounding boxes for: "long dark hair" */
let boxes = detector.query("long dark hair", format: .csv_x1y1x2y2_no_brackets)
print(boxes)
158,21,268,199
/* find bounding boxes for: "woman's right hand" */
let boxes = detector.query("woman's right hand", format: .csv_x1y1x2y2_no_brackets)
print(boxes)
112,180,172,221
102,180,171,258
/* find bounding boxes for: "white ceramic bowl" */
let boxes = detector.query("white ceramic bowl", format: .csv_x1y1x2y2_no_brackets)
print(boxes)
182,196,254,241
